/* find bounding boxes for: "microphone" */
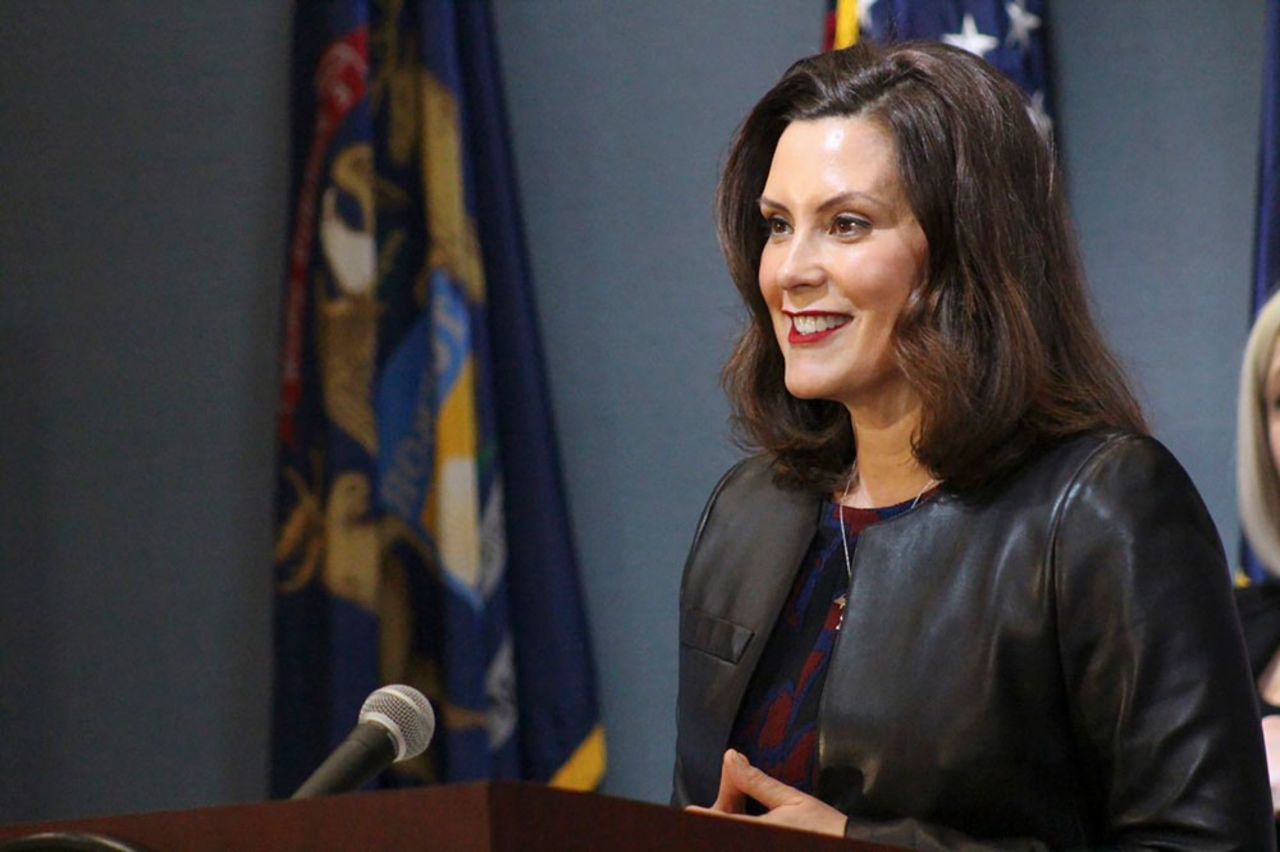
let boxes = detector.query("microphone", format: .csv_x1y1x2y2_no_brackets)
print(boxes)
291,684,436,799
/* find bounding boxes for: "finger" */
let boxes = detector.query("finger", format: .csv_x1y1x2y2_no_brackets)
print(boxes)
709,750,748,813
686,806,760,825
723,749,800,810
685,804,751,818
1263,717,1280,809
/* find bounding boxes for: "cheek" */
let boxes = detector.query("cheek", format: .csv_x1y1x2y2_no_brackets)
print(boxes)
1269,407,1280,475
832,251,915,311
757,253,789,344
1269,408,1280,475
757,250,782,305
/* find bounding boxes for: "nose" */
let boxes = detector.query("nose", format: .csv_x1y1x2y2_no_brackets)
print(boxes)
774,231,825,291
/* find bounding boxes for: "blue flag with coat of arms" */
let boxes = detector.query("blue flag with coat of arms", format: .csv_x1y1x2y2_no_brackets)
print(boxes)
272,0,604,796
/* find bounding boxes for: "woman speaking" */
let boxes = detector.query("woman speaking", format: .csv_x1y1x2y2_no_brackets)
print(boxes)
673,41,1272,848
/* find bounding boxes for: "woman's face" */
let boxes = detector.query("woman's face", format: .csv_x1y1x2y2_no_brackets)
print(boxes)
757,116,928,409
1266,338,1280,476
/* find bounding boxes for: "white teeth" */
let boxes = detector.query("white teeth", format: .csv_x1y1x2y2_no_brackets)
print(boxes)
791,314,850,335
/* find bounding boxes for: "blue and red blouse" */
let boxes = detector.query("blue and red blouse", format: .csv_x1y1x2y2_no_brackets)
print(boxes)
727,495,929,796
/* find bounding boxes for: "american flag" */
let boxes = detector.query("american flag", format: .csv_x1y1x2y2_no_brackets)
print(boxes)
826,0,1052,132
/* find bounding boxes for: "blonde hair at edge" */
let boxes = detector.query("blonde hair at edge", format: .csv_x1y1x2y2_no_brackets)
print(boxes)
1239,289,1280,577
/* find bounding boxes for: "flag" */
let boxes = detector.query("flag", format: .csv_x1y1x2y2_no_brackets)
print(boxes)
824,0,1052,131
825,0,860,50
272,0,604,795
1256,0,1280,317
1241,1,1280,585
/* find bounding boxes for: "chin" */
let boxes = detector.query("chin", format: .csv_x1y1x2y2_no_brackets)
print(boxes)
783,375,841,402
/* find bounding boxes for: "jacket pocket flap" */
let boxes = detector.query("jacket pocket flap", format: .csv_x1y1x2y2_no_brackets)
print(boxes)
680,608,753,664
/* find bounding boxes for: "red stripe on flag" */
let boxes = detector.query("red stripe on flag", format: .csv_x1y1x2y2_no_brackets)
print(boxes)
279,28,369,447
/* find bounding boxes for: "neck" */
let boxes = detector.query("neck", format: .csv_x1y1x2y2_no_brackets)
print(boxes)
841,386,934,508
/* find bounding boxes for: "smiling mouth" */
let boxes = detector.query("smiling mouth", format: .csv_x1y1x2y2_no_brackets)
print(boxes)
791,314,850,335
786,312,851,343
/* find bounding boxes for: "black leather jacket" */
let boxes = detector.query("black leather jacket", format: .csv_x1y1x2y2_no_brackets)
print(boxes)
673,432,1274,850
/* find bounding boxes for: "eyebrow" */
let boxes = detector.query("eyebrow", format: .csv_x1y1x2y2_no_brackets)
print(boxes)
757,190,891,214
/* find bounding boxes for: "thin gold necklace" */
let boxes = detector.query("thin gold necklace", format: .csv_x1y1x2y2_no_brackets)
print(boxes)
834,461,938,625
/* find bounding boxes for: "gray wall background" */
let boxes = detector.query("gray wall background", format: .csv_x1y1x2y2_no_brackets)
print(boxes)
0,0,1264,824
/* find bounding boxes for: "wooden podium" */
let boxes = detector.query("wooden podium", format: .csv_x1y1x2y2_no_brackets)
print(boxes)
0,783,903,851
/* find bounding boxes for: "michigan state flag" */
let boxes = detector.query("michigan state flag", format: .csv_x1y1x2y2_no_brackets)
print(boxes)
272,0,604,794
825,0,1052,127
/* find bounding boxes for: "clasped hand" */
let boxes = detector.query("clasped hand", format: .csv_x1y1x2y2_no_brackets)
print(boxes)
685,749,848,837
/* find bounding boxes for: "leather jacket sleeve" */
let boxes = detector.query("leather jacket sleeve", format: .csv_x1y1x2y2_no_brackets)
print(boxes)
1050,436,1270,849
837,436,1274,850
671,753,691,809
671,460,746,811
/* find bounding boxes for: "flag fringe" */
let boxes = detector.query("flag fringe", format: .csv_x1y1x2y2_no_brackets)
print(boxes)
548,725,607,791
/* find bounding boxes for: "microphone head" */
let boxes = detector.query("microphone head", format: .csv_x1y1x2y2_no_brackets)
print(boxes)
359,684,435,762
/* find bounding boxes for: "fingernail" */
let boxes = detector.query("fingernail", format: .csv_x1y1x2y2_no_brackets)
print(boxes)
728,749,748,767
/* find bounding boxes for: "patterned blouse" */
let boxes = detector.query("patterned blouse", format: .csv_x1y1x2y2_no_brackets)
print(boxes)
727,495,928,797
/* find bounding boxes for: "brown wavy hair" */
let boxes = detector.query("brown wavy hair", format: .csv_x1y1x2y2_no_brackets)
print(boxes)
719,40,1146,494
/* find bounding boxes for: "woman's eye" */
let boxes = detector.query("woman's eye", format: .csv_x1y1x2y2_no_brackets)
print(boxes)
765,216,790,236
832,214,869,237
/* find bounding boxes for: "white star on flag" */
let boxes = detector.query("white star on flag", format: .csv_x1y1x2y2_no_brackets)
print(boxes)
855,0,1052,132
1006,0,1042,49
859,0,880,30
1027,90,1053,139
943,13,999,58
